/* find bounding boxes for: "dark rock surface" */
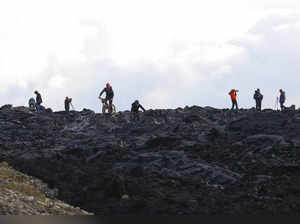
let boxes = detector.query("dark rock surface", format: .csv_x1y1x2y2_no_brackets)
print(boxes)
1,105,300,214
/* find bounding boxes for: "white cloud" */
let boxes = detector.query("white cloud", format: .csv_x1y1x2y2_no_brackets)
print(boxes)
0,0,300,111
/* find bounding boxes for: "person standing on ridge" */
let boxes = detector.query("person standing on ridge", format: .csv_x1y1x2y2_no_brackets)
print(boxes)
64,96,72,112
253,88,263,111
131,100,146,121
99,83,114,114
34,91,43,112
279,89,286,110
229,89,239,110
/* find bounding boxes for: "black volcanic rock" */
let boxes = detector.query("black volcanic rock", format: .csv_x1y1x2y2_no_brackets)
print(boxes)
1,106,300,214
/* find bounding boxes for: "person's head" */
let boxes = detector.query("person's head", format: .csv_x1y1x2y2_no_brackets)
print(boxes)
66,96,69,99
135,100,139,104
106,83,110,88
257,88,260,92
34,90,38,94
280,89,283,93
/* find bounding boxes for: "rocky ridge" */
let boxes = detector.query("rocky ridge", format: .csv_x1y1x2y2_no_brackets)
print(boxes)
0,104,300,214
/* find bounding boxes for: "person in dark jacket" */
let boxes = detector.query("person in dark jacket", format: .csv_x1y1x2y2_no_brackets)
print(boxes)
34,91,43,112
131,100,146,121
253,88,263,111
64,96,72,112
99,83,114,113
279,89,286,110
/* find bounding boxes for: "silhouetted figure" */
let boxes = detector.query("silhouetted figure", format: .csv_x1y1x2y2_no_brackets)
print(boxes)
131,100,146,121
253,89,263,111
279,89,286,110
64,96,72,112
34,91,43,112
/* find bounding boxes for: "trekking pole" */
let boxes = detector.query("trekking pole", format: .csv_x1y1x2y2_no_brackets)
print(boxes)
275,97,279,111
70,102,75,111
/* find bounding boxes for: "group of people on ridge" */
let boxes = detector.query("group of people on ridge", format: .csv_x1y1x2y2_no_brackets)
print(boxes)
228,89,286,111
28,91,43,112
28,82,147,120
28,84,288,117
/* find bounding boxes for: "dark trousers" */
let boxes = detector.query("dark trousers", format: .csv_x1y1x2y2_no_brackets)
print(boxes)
280,102,285,110
231,99,238,110
255,99,262,111
36,103,41,111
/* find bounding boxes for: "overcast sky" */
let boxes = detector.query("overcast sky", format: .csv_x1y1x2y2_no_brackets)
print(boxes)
0,0,299,112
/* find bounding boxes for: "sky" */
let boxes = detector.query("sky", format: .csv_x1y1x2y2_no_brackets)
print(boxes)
0,0,300,112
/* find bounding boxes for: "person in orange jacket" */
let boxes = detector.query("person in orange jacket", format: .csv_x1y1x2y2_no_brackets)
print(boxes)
229,89,239,110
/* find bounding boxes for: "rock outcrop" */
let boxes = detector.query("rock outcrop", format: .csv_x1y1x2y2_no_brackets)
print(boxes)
0,105,300,214
0,161,92,215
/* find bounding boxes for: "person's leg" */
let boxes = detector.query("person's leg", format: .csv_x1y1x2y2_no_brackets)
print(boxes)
235,100,239,110
109,98,113,113
103,99,108,113
231,99,234,110
259,100,262,111
36,103,40,111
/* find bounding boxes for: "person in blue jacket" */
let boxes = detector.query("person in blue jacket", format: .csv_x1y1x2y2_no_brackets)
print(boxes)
28,97,35,110
279,89,286,110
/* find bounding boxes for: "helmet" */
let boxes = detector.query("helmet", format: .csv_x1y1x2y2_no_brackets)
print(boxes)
106,83,110,87
280,89,283,93
135,100,139,104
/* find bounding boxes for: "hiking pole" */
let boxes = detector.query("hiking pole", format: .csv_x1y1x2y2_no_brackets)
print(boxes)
275,97,279,111
70,102,75,111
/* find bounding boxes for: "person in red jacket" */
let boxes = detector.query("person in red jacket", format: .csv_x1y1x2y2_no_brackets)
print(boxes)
229,89,239,110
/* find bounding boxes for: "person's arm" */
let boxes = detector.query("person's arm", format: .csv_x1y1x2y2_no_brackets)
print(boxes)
139,104,146,112
99,88,105,98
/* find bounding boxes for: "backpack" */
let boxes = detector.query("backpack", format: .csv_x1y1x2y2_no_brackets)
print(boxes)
29,98,35,104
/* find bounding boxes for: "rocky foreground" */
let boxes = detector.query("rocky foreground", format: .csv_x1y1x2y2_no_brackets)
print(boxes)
0,161,92,215
0,105,300,214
